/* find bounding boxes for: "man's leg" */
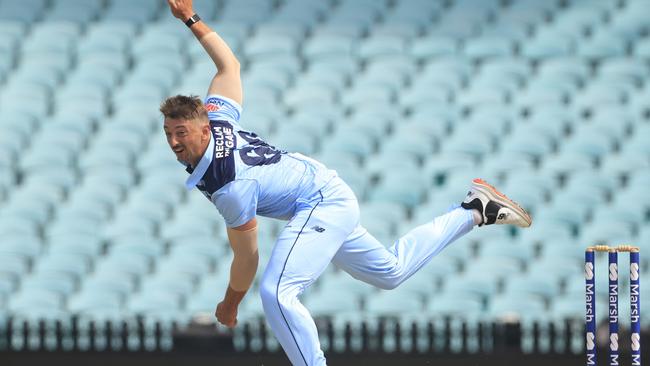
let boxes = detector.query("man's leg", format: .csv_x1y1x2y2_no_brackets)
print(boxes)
332,206,475,289
332,178,532,289
259,190,359,366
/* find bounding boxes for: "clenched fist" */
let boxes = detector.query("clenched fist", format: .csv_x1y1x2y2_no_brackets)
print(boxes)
215,301,238,328
167,0,194,20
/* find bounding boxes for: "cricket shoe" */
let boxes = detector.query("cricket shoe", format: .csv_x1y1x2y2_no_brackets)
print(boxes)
461,178,532,228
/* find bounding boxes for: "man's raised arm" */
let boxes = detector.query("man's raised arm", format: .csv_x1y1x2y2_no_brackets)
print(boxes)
167,0,243,105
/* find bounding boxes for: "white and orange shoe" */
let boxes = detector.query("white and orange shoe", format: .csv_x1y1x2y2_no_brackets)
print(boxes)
461,178,532,228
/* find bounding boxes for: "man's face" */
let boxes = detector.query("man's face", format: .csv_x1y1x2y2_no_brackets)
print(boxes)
163,117,210,166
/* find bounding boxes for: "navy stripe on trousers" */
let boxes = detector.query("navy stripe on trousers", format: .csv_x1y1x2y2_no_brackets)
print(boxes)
276,190,323,366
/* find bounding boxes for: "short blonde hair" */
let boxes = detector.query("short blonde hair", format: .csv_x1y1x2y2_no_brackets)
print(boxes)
160,95,208,122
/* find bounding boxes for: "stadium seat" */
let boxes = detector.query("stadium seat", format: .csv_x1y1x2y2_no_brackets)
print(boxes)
410,35,458,60
68,291,123,314
463,36,515,59
521,34,574,59
219,0,274,25
8,288,64,313
0,0,48,24
303,289,362,318
487,294,547,322
426,294,483,319
364,291,424,316
103,0,161,24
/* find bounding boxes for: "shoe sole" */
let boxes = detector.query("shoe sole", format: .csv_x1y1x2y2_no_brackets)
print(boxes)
472,178,533,227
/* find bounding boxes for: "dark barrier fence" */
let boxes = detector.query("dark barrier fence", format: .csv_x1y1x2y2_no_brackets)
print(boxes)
1,316,648,365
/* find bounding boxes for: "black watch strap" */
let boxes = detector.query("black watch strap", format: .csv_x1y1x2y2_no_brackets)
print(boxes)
185,13,201,28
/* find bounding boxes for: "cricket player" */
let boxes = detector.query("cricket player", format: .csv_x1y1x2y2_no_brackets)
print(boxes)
162,1,532,365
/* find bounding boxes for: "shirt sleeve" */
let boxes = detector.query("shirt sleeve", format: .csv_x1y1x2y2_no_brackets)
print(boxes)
211,179,258,228
204,94,243,123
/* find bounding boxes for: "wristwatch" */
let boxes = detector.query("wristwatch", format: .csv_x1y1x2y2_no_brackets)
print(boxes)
185,13,201,28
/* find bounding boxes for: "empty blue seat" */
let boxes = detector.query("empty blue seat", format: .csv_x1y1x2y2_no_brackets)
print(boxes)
68,291,123,314
82,272,136,299
219,0,273,25
357,35,407,60
95,254,151,280
283,84,337,108
157,253,212,279
389,0,440,25
487,294,547,322
127,290,182,315
273,0,326,26
561,130,615,160
46,0,103,22
303,290,361,318
47,235,103,261
579,222,635,246
443,273,498,300
500,130,554,160
245,34,297,59
609,3,649,41
365,291,424,316
322,127,375,160
142,273,195,299
103,0,160,23
522,31,575,59
0,0,47,23
0,235,42,260
410,35,458,60
33,253,91,282
21,272,77,298
8,289,64,313
542,152,594,177
528,256,580,287
426,294,483,318
463,36,515,59
503,275,558,302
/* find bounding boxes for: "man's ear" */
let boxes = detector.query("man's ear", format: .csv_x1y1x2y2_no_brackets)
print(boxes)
202,123,211,140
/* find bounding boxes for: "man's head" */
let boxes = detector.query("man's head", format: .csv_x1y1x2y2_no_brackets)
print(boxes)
160,95,211,167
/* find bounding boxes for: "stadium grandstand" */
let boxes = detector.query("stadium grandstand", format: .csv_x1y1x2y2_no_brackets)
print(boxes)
0,0,648,365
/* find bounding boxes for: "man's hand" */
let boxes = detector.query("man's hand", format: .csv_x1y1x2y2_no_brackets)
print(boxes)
215,301,238,328
167,0,194,20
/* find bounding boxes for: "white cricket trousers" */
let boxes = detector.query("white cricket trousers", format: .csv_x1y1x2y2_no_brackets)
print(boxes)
259,177,475,365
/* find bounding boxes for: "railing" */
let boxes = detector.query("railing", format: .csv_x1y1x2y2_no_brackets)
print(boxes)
3,315,645,356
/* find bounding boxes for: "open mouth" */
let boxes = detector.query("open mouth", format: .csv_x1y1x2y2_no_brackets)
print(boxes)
173,147,185,154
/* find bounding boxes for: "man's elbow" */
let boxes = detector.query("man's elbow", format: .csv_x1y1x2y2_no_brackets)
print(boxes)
219,59,240,75
231,58,241,71
234,251,259,267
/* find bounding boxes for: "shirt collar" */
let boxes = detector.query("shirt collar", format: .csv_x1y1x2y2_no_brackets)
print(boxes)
184,134,214,191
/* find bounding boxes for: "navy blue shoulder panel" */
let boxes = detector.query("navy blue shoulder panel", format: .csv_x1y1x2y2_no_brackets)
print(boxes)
189,120,237,198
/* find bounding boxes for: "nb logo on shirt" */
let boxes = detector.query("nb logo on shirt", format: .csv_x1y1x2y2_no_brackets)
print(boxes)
311,225,325,233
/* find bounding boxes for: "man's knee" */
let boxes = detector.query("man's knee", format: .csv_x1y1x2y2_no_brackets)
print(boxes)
375,277,401,290
259,275,300,310
259,275,278,307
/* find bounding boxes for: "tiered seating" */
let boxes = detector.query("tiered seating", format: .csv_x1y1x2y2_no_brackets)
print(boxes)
0,0,649,346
